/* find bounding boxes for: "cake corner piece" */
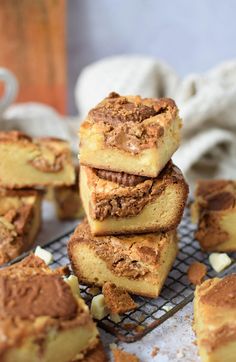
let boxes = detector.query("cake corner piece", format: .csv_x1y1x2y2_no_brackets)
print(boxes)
0,253,100,362
191,179,236,252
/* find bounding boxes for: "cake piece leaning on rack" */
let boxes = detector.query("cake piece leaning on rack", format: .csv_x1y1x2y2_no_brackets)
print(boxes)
191,180,236,252
0,188,43,265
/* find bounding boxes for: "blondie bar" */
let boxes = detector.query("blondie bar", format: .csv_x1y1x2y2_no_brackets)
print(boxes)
194,274,236,362
68,220,178,298
191,180,236,251
0,189,42,264
53,166,84,220
0,254,101,362
79,92,181,177
80,161,188,236
0,131,75,188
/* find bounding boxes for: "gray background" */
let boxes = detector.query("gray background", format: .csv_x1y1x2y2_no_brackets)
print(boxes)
67,0,236,114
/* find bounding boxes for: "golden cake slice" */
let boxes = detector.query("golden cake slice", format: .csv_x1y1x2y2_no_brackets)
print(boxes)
0,131,75,188
0,254,100,362
191,180,236,251
0,189,42,265
79,92,182,177
194,274,236,362
68,219,178,298
80,161,188,236
53,165,84,220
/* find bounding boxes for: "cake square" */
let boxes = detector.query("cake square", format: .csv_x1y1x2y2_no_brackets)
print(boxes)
194,274,236,362
0,254,100,362
0,188,43,265
191,180,236,251
80,161,188,236
68,219,178,298
53,165,84,220
79,92,182,177
0,131,75,188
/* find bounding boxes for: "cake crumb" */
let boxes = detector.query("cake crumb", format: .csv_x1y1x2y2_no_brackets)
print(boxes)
151,346,160,357
112,348,140,362
102,282,137,314
135,325,145,333
187,261,207,285
124,323,136,330
176,349,185,359
88,286,100,296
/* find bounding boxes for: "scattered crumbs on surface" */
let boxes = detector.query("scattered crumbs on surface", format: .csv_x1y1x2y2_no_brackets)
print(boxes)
151,346,160,357
112,348,140,362
187,261,207,285
124,322,136,330
138,312,147,323
88,286,100,296
135,325,145,333
184,314,191,321
109,342,117,350
176,349,185,359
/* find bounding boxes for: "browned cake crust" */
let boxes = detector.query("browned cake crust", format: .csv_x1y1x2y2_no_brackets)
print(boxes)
192,180,236,251
68,219,178,298
83,160,188,224
194,274,236,355
0,131,71,174
187,262,207,286
0,131,75,189
102,282,137,314
0,189,43,265
86,92,177,155
0,254,98,360
112,348,140,362
81,341,107,362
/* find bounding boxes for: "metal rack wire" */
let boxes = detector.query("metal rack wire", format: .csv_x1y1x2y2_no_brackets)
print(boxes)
44,205,236,343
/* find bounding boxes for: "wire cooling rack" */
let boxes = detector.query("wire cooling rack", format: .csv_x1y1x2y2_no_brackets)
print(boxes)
42,204,236,343
5,204,235,343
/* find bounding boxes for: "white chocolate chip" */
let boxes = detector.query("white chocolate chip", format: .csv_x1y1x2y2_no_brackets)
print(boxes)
64,275,80,297
34,246,53,265
110,313,121,323
209,252,231,273
162,305,173,312
91,294,109,320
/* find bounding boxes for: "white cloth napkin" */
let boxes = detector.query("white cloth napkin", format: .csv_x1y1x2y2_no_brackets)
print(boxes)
1,56,236,186
76,56,236,184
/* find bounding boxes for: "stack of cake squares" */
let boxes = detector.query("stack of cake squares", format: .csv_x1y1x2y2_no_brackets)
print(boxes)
0,131,76,265
68,92,189,298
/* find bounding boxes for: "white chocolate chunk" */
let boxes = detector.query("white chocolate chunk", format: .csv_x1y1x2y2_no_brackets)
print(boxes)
162,305,173,312
34,246,53,265
109,313,121,323
91,294,109,320
209,252,231,273
64,275,80,297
